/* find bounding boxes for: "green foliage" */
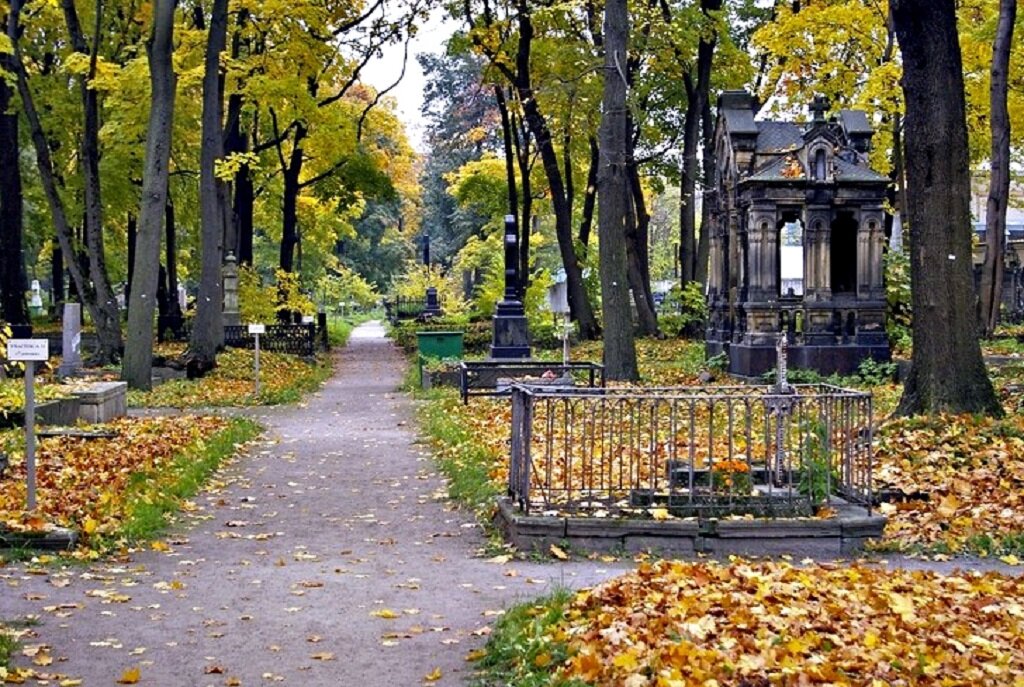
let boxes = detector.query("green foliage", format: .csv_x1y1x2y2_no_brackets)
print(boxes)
659,282,707,338
854,356,898,386
316,265,379,311
391,262,468,317
472,589,586,687
238,267,317,324
885,249,912,355
798,420,838,506
0,627,17,672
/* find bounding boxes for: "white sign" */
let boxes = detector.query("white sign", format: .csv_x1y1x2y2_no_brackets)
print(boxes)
7,339,49,361
247,323,266,335
301,315,314,324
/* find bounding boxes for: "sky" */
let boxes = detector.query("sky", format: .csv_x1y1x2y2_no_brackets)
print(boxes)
359,10,456,152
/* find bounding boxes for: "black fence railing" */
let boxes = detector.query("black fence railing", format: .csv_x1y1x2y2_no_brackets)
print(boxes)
384,296,446,324
459,360,604,403
509,384,874,518
224,323,325,356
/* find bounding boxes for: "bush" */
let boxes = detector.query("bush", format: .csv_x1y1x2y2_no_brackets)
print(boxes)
660,281,707,338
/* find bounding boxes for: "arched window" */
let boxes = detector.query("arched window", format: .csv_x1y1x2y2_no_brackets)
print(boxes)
814,148,827,180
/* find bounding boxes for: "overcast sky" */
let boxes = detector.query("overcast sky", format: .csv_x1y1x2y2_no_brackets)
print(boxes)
360,10,456,152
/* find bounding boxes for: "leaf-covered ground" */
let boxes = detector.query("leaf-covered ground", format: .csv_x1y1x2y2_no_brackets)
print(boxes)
481,559,1024,687
0,415,243,546
128,348,331,407
425,337,1024,557
873,413,1024,557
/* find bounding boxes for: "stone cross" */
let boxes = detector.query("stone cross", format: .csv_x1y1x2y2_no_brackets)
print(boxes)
810,95,829,123
58,302,82,378
775,333,791,393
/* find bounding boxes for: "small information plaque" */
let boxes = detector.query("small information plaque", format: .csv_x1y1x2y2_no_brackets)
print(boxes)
7,339,49,361
247,324,266,335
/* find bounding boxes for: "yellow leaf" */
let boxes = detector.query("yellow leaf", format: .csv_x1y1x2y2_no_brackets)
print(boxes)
650,507,670,521
82,518,98,535
424,667,442,682
533,652,552,667
465,648,487,662
151,540,171,552
1000,554,1020,566
60,680,83,687
311,652,335,661
936,493,959,518
117,666,141,684
888,592,916,622
550,544,569,561
371,608,399,619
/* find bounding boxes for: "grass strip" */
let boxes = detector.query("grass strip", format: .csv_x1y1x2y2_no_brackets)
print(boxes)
105,417,261,547
416,387,502,514
471,589,585,687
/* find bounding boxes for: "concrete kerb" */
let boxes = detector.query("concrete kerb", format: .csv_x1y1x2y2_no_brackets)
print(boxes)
495,497,886,558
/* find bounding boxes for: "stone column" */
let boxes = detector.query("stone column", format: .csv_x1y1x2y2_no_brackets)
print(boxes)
803,207,831,302
856,210,873,299
222,252,241,326
58,302,82,378
863,209,886,299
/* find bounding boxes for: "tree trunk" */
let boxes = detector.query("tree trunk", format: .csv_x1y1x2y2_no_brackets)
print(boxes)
597,0,638,380
126,214,136,304
279,124,307,273
512,2,599,339
191,0,229,366
234,165,255,266
626,156,659,336
891,0,1001,417
10,0,99,351
123,0,177,390
696,97,714,287
678,0,720,286
165,191,181,320
578,136,600,250
0,45,28,326
63,0,123,363
51,244,64,313
979,0,1016,337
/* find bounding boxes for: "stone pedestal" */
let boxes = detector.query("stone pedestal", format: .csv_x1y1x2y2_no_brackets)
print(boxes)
423,287,442,318
72,382,128,423
58,303,83,378
490,216,531,359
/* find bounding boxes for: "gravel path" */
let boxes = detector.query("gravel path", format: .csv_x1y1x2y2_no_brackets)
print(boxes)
1,322,629,686
2,323,1019,686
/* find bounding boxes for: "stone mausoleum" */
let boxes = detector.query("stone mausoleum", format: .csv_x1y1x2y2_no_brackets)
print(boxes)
705,91,890,378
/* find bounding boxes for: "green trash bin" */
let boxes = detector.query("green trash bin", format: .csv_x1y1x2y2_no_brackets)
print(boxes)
416,330,464,387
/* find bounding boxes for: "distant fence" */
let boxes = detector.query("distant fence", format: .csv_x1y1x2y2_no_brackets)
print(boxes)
157,318,327,356
384,296,448,324
508,384,874,518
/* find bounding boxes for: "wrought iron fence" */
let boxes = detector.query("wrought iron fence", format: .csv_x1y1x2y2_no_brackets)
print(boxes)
224,324,320,356
508,384,873,518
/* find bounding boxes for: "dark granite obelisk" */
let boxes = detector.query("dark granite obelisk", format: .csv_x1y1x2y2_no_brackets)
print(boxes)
490,215,531,359
422,234,442,318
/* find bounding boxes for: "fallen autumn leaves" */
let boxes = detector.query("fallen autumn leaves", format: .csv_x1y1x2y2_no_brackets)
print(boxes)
0,415,259,550
481,559,1024,687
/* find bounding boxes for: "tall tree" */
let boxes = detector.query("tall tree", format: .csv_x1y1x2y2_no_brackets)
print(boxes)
0,7,29,326
61,0,123,362
190,0,229,369
679,0,722,287
598,0,638,380
123,0,177,389
9,0,105,356
978,0,1017,337
891,0,1001,416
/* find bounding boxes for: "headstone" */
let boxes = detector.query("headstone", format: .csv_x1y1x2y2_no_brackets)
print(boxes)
490,215,531,359
29,280,43,313
58,303,83,378
177,284,187,311
222,252,241,326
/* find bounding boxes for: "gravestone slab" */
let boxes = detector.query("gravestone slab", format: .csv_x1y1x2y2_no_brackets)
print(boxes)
72,382,127,423
58,303,83,378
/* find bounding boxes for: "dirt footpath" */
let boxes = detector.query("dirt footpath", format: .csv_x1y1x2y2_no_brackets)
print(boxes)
1,323,628,686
